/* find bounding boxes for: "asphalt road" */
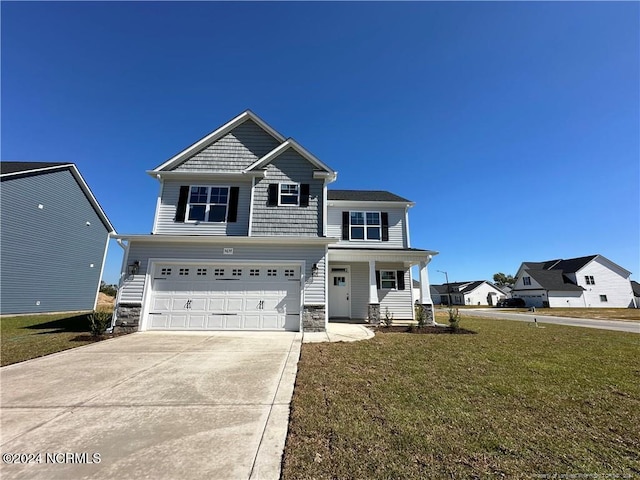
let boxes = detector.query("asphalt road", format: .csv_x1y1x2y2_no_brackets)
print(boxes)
453,308,640,334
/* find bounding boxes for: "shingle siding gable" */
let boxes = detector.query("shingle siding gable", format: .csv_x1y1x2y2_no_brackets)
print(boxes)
173,120,281,172
251,149,323,236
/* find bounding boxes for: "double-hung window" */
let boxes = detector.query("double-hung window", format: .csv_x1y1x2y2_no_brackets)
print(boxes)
350,211,381,240
187,186,229,222
279,183,300,206
380,270,397,289
523,276,531,286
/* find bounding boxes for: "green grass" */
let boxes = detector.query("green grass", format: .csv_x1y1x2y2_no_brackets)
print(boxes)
1,312,102,366
282,317,640,479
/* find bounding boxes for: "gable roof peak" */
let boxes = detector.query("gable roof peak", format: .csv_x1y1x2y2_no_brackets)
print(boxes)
152,110,287,173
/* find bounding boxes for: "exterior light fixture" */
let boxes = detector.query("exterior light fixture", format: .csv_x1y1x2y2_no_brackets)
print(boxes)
128,261,140,276
312,263,319,276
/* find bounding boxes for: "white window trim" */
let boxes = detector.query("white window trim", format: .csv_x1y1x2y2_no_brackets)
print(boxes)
380,270,397,290
186,185,230,223
523,276,531,286
349,210,382,241
278,183,300,206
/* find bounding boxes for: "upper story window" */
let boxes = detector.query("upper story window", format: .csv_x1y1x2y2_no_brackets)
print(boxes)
523,276,531,286
585,275,595,285
279,183,300,206
350,211,381,240
187,186,229,223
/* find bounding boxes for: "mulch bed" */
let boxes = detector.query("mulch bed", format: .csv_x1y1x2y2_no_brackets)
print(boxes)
374,325,477,335
71,331,132,342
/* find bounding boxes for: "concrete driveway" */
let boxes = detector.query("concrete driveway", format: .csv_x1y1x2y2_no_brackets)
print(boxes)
0,331,301,480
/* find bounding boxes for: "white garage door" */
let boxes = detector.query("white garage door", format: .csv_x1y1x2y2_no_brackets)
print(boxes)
147,264,301,331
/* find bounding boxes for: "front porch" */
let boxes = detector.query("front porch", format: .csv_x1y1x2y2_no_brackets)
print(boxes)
327,247,438,325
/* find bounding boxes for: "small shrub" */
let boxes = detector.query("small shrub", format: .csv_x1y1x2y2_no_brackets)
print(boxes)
415,302,426,327
89,310,112,337
382,307,394,327
448,308,460,331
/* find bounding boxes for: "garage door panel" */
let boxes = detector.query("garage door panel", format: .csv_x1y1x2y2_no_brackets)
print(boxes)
225,315,242,329
207,315,225,329
148,264,301,331
208,298,225,311
226,297,246,312
152,297,171,312
149,314,169,329
243,314,261,329
169,315,188,329
261,314,281,329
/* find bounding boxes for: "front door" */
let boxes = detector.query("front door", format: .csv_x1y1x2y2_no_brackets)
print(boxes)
329,267,350,318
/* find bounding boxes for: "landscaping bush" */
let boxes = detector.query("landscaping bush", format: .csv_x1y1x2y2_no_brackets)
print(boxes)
381,307,394,327
88,310,112,337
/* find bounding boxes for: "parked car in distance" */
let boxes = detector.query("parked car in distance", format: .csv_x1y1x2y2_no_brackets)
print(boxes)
496,298,526,308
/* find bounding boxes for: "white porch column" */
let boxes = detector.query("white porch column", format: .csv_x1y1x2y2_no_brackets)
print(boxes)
368,259,379,303
419,256,434,304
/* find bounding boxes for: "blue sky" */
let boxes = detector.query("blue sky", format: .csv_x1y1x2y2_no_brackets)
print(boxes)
2,1,638,285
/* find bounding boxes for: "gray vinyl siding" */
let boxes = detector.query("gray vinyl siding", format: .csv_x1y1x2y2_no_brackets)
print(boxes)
119,241,326,305
173,120,281,172
327,206,407,247
0,170,110,314
348,262,370,320
331,262,412,320
155,179,251,235
378,263,413,320
251,149,323,236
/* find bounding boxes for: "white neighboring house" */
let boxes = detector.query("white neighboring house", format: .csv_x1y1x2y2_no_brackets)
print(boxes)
427,281,506,306
511,254,636,308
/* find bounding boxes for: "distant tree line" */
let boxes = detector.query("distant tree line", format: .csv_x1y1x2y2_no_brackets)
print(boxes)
99,281,118,297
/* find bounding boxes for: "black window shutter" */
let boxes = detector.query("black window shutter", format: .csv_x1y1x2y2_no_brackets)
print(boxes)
381,212,389,241
300,184,310,207
227,187,239,222
175,186,189,222
375,270,381,290
342,212,349,240
397,271,405,290
268,184,278,206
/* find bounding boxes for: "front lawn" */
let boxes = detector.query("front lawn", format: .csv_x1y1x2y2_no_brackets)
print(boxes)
1,312,107,366
282,317,640,479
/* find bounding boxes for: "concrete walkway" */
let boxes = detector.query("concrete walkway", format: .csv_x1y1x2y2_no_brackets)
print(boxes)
460,308,640,333
303,322,375,343
0,331,301,480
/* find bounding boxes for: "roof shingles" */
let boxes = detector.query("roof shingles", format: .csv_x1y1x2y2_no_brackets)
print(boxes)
328,190,411,202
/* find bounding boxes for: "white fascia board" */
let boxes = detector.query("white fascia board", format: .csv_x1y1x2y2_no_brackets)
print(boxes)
244,138,337,179
7,163,117,233
328,248,438,265
152,110,286,172
328,200,415,209
110,234,339,246
68,165,117,233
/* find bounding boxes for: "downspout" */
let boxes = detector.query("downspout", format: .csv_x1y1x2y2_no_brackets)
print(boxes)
109,238,129,332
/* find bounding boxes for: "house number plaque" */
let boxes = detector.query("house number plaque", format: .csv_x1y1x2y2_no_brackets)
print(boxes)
223,248,233,255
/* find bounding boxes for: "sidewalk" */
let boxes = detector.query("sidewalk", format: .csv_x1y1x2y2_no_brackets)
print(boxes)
303,322,374,343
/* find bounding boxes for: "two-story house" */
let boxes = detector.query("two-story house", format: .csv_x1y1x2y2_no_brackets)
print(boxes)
112,111,437,332
511,254,636,308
